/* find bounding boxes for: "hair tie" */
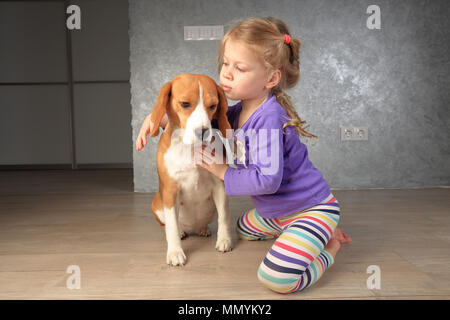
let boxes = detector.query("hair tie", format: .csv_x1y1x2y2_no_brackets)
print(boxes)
284,34,291,45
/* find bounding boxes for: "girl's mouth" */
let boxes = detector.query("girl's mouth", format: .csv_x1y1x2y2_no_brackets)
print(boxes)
222,85,232,91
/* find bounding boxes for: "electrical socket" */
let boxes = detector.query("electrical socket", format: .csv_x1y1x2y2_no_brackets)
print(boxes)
340,126,369,141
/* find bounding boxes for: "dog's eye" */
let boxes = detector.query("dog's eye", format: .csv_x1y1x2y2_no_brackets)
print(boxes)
209,104,217,110
179,102,191,109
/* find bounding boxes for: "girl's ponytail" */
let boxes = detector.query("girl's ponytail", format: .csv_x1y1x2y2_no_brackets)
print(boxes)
268,17,317,140
273,88,317,139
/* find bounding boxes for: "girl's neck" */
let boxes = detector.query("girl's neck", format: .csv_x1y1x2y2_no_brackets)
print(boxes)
241,92,270,113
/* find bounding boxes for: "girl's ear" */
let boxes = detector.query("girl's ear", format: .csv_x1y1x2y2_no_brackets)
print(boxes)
265,69,282,90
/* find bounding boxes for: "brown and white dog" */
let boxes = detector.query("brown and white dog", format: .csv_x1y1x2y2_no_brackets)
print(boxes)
148,74,233,266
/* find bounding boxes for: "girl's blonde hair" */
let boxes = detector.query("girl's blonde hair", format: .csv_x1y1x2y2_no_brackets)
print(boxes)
218,17,317,139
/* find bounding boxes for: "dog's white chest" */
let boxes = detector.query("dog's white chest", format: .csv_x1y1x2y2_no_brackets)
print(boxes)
164,139,203,186
163,137,217,232
163,137,218,195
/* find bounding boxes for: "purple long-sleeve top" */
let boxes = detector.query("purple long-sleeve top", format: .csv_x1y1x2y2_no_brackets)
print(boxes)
223,93,331,219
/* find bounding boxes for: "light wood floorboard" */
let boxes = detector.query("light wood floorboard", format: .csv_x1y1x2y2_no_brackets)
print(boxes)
0,170,449,299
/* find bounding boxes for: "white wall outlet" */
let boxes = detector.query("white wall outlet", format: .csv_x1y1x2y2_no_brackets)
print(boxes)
340,126,369,141
184,25,223,40
355,127,369,140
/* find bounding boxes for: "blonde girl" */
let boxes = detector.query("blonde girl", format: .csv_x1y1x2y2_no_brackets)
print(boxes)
136,17,351,294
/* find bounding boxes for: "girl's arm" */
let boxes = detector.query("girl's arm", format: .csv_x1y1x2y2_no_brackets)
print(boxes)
224,159,283,196
197,112,284,195
224,119,284,196
136,113,169,151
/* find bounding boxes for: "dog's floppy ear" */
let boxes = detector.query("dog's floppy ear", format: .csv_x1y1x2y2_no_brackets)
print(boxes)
149,81,172,137
215,84,231,137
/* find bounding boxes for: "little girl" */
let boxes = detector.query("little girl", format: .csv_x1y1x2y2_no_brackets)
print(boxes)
136,17,351,294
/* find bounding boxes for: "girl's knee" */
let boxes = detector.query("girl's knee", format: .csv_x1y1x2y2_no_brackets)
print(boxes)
236,210,265,240
236,214,260,240
257,264,302,294
237,230,260,240
236,209,281,241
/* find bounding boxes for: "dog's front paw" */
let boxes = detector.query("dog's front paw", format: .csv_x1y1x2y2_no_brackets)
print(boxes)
167,249,187,266
215,238,232,253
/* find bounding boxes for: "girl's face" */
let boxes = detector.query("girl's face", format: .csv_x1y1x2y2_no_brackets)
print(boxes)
219,38,272,102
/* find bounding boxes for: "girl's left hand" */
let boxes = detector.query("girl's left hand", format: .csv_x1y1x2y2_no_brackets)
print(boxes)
195,144,229,181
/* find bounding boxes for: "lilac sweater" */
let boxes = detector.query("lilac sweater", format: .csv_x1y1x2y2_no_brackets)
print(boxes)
223,93,331,219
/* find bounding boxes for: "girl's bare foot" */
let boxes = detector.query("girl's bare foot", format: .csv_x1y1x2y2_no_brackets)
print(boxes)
331,228,352,244
324,238,341,258
324,228,352,259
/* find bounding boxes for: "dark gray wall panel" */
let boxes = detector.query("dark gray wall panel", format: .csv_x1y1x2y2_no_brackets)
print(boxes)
73,83,132,164
70,0,131,81
0,2,67,83
0,85,71,165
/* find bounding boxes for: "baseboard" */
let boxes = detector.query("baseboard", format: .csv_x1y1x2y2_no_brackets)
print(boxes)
0,163,133,170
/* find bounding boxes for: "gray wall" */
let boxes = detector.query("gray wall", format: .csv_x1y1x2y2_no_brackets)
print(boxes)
130,0,450,192
0,0,132,167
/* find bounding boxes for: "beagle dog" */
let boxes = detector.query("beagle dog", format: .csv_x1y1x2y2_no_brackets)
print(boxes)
148,73,233,266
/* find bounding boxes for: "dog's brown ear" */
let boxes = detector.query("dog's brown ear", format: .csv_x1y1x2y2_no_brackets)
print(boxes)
215,84,231,137
149,81,172,137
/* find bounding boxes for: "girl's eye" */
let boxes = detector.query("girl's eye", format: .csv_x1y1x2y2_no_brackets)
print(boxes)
180,102,191,108
209,104,217,110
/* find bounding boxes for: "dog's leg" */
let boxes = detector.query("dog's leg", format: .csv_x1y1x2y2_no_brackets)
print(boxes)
161,185,186,266
164,206,187,266
212,180,232,252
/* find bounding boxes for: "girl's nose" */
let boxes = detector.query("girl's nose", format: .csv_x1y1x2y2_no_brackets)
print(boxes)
223,68,232,80
220,64,229,78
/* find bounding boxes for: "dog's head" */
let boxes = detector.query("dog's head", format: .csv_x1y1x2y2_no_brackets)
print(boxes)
149,73,231,144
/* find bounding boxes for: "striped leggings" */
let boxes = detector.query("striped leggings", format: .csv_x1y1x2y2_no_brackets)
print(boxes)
237,193,340,294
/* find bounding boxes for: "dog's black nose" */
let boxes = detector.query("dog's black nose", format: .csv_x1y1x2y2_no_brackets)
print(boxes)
195,127,211,141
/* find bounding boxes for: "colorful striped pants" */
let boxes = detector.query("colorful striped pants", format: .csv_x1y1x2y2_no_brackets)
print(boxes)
237,193,340,294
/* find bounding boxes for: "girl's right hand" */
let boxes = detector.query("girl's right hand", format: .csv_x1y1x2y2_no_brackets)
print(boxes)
136,113,169,151
136,114,154,151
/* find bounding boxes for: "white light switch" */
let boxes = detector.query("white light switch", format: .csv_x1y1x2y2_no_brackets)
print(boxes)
184,25,223,40
184,26,196,40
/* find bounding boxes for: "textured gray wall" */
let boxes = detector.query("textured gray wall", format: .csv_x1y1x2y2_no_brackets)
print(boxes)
129,0,450,192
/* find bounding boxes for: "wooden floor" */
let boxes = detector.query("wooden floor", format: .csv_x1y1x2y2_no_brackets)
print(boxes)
0,169,449,300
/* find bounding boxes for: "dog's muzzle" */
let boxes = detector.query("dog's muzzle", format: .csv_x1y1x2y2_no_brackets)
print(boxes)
194,127,213,143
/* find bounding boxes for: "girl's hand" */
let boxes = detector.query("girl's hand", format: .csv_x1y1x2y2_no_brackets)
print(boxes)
136,115,153,151
136,113,169,151
195,144,229,181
